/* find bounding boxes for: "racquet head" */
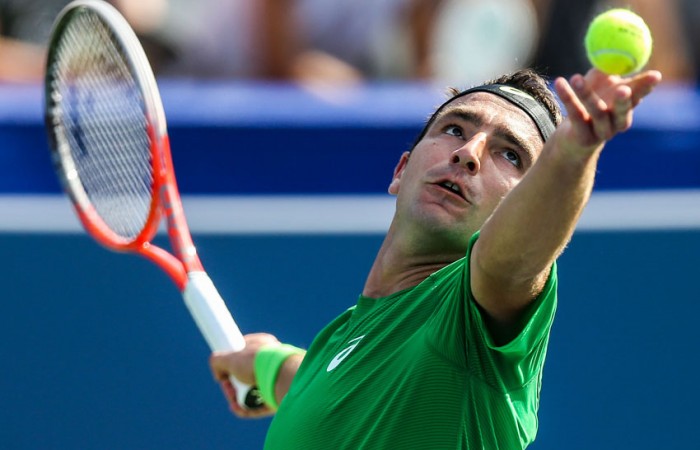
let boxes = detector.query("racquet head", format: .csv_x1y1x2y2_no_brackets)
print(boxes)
45,0,168,254
43,1,265,411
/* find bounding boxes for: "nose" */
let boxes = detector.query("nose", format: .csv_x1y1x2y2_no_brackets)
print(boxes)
451,132,486,174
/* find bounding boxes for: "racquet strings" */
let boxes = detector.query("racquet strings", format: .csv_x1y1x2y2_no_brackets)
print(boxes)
47,8,154,241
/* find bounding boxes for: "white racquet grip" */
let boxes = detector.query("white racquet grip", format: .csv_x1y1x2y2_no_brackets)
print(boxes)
182,271,261,409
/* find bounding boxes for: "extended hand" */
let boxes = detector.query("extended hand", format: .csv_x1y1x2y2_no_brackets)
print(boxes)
553,68,662,152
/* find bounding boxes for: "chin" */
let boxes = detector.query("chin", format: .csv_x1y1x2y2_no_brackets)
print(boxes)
419,218,473,251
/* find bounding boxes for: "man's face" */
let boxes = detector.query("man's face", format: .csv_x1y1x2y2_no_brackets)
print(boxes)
388,92,544,251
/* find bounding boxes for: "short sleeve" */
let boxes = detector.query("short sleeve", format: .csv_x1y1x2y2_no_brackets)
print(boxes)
464,232,558,389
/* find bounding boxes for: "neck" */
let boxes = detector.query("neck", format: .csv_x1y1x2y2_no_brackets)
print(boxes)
362,221,464,299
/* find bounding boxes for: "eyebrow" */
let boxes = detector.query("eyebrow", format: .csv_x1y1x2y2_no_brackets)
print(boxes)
438,108,538,164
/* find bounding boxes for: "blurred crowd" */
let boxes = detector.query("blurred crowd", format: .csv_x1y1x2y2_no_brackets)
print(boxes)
0,0,698,86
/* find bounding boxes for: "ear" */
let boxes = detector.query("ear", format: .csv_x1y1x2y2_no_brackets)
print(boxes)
388,151,410,195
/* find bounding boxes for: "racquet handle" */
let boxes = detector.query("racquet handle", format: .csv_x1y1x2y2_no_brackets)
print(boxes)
182,271,265,409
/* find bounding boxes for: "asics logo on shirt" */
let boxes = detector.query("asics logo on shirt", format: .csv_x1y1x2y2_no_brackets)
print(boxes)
327,335,365,372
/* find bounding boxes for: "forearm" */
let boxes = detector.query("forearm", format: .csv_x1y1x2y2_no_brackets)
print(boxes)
477,136,602,286
255,343,305,410
473,69,661,312
273,353,304,406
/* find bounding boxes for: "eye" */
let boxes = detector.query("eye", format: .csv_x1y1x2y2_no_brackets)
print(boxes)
444,125,463,137
501,149,522,168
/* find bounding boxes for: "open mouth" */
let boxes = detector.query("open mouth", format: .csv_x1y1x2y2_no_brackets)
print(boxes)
437,181,465,200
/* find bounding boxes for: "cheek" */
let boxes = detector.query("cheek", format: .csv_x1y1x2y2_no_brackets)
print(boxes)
413,139,453,162
481,171,521,206
500,175,522,193
397,153,434,186
482,155,513,180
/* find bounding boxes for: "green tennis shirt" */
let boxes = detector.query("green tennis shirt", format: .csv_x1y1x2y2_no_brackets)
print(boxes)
264,233,558,449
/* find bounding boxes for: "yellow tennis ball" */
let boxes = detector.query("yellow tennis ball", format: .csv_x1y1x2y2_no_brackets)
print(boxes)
584,8,653,76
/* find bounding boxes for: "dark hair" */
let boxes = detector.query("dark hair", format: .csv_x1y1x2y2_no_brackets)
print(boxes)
410,68,562,150
480,68,562,126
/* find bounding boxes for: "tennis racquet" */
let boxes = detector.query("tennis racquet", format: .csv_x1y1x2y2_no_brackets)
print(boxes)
43,0,263,409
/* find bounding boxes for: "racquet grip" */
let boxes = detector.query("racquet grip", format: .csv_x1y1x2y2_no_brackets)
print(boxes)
182,271,264,409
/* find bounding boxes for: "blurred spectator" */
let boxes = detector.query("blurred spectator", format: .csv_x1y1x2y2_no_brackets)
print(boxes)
259,0,426,84
150,0,542,87
622,0,695,82
0,0,174,83
111,0,177,73
532,0,696,82
3,0,694,86
529,0,595,78
427,0,540,86
676,0,700,84
138,0,259,79
152,0,444,84
0,0,70,83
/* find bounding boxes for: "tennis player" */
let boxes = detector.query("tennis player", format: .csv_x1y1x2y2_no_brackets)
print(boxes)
210,66,662,449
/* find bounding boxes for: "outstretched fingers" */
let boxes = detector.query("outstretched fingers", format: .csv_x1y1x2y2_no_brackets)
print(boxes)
554,76,599,146
573,73,617,141
555,70,661,146
625,70,663,107
611,84,633,132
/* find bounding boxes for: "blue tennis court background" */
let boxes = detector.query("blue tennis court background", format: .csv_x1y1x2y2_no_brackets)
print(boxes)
0,82,699,449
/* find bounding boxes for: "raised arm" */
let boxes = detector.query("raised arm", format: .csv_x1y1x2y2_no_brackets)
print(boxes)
471,68,662,340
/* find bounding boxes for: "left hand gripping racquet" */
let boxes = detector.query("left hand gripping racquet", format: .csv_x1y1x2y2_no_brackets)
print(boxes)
44,0,264,410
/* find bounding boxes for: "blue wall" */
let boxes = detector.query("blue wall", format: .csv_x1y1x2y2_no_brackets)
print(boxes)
2,232,700,449
1,82,700,449
2,81,700,195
